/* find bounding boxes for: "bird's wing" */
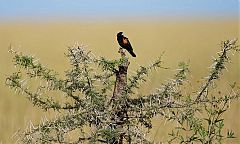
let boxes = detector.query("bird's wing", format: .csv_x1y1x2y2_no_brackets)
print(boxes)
123,37,128,44
122,37,133,51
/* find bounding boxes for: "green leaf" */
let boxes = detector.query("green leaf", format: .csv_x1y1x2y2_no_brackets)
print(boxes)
227,130,236,138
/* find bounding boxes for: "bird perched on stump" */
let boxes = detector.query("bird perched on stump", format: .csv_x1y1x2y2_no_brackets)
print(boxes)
117,32,136,57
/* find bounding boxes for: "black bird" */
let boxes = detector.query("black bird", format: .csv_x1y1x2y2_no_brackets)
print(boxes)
117,32,136,57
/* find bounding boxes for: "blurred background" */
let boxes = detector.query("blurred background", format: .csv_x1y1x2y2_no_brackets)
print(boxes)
0,0,239,143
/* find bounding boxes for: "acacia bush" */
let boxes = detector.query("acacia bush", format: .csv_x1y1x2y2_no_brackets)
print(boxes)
6,39,240,144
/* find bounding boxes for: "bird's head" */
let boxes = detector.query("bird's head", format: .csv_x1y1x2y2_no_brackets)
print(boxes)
117,32,123,37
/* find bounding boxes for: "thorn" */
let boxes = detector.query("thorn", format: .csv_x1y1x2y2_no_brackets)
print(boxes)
29,120,36,131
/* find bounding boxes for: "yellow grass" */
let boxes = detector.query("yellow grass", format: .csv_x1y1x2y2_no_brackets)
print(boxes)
0,20,239,143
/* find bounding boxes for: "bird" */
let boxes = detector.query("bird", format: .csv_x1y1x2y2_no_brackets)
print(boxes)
117,32,136,57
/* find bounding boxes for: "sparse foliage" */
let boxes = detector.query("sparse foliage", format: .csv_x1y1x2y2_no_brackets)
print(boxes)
6,39,240,143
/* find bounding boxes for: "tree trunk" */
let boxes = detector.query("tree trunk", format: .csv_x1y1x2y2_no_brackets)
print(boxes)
112,48,129,101
110,48,130,144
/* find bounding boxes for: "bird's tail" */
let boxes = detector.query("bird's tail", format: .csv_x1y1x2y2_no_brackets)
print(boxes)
128,50,136,57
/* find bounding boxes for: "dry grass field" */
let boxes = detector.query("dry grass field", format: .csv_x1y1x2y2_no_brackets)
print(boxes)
0,19,239,143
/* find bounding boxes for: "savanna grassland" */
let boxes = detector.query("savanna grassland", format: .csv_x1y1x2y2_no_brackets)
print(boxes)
0,19,239,143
